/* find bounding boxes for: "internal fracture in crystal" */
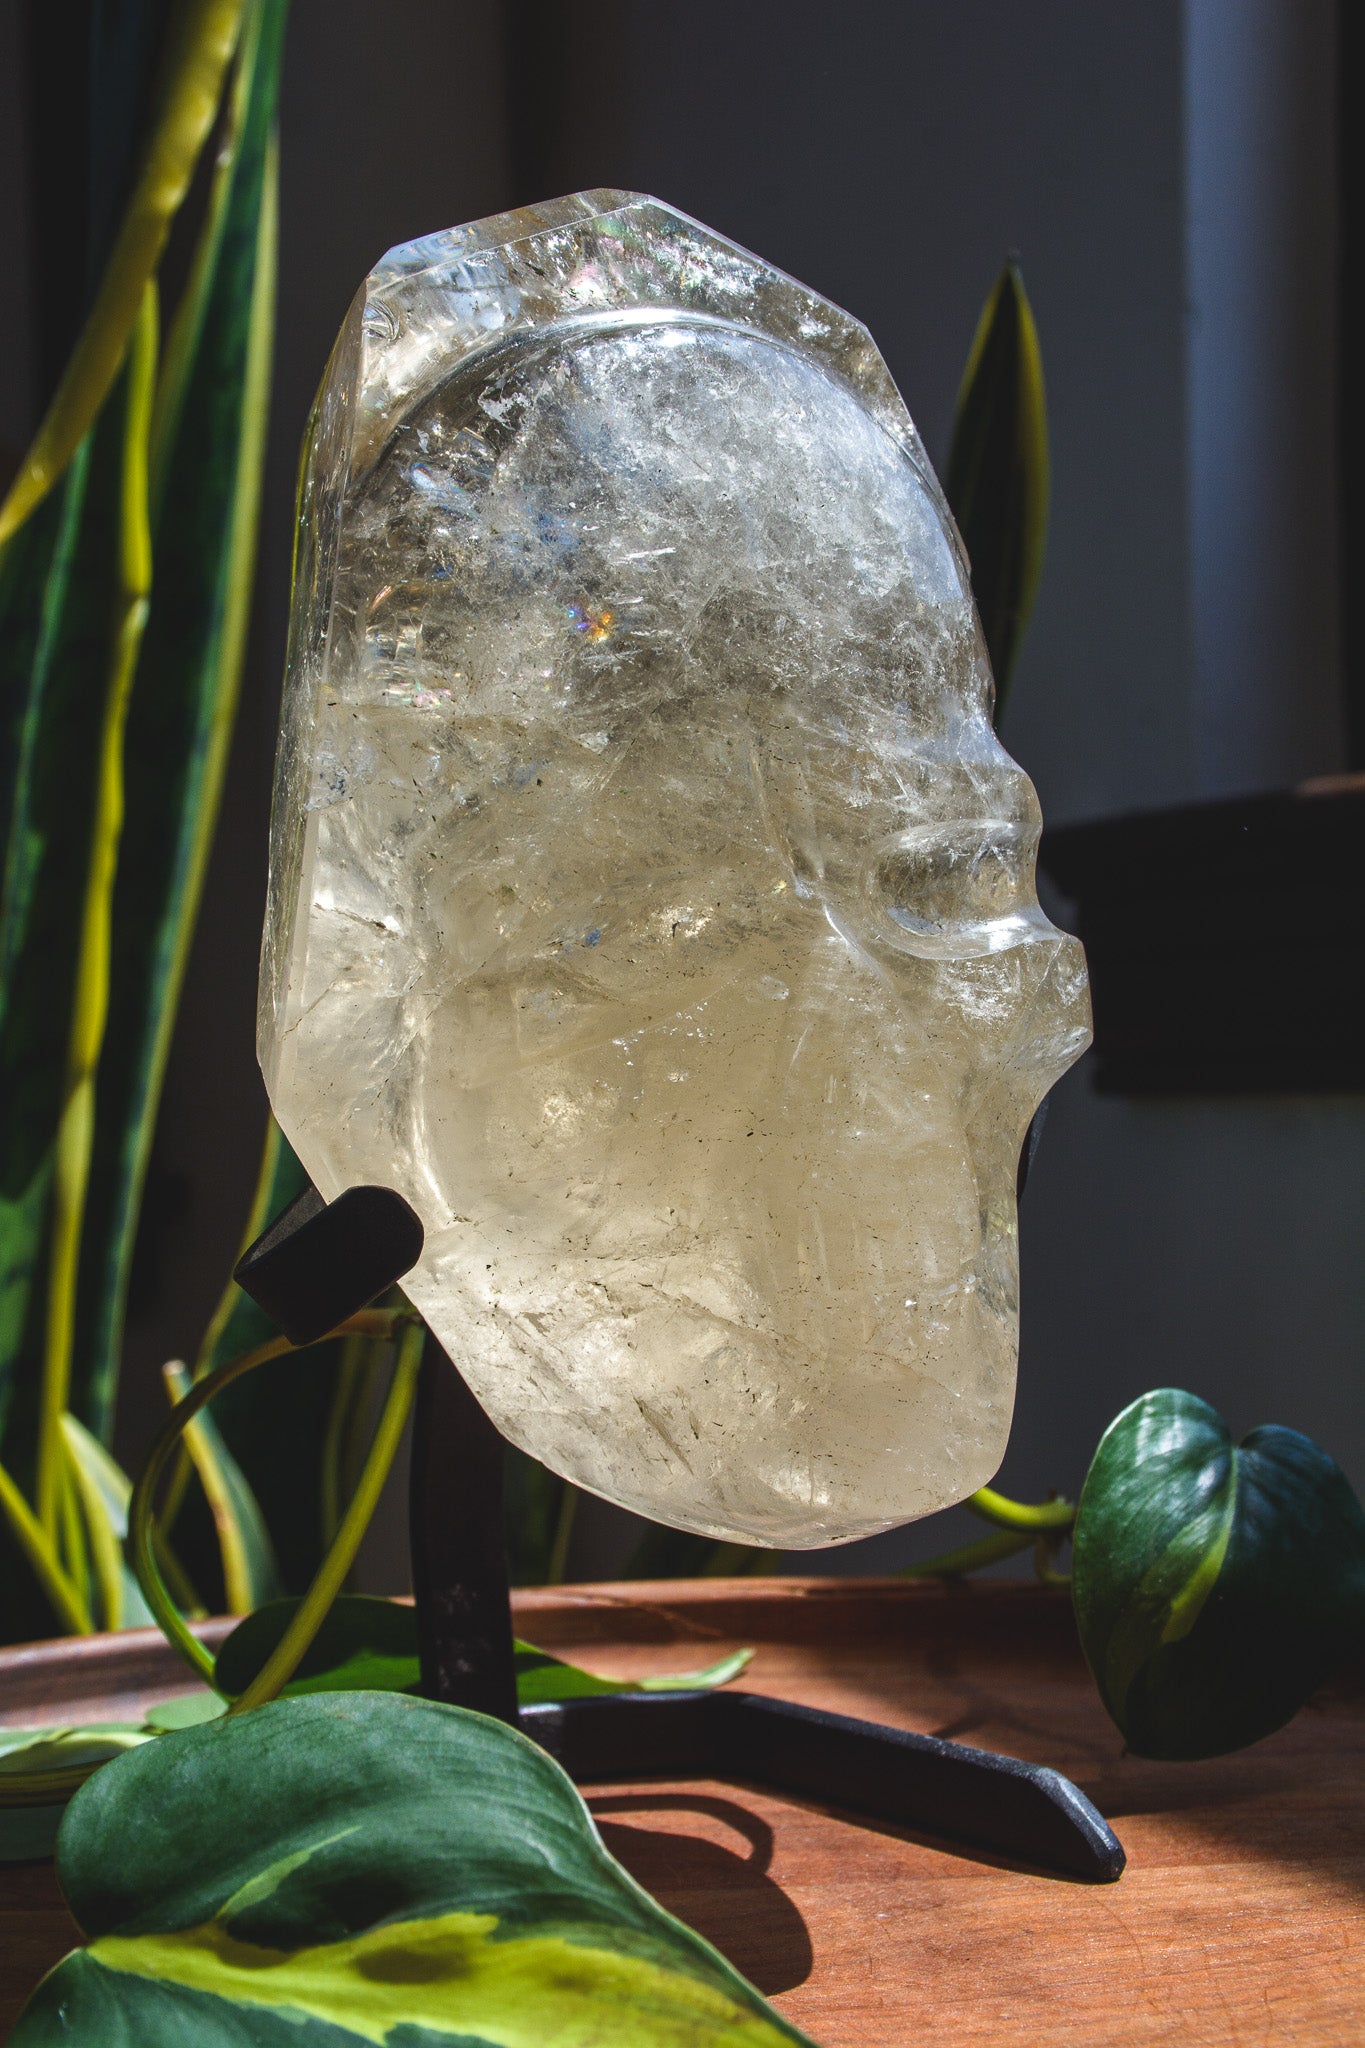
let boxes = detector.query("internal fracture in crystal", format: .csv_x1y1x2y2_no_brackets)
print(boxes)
260,192,1090,1547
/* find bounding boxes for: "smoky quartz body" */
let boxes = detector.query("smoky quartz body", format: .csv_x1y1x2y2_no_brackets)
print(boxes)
261,192,1090,1546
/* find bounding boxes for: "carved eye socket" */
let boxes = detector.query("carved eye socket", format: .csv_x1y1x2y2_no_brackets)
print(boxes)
874,819,1044,958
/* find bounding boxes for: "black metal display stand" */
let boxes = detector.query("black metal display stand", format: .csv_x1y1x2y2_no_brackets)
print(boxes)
236,1184,1124,1885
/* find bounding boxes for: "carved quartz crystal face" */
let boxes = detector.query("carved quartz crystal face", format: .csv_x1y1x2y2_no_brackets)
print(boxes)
261,191,1090,1547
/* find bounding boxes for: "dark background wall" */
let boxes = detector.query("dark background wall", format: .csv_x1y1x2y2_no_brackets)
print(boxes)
4,0,1356,1580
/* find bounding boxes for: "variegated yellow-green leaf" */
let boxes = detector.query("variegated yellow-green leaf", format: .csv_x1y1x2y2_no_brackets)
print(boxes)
1072,1388,1365,1759
12,1693,819,2045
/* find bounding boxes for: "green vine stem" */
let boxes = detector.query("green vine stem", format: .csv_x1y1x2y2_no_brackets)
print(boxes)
160,1115,285,1545
194,1126,282,1378
898,1527,1037,1578
899,1489,1078,1580
128,1307,415,1688
965,1485,1075,1532
1034,1530,1072,1586
226,1317,425,1715
162,1359,262,1614
323,1326,395,1553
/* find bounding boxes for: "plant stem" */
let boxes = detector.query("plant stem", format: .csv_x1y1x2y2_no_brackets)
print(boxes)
0,1456,92,1634
36,285,157,1540
966,1485,1075,1533
898,1528,1036,1577
135,1338,291,1683
1033,1531,1072,1586
339,1339,390,1526
128,1308,406,1686
162,1359,256,1614
153,1526,206,1619
159,1119,287,1543
226,1317,425,1714
194,1119,282,1380
319,1328,368,1548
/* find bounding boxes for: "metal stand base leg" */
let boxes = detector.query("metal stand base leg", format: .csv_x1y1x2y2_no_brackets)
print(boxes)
523,1691,1124,1882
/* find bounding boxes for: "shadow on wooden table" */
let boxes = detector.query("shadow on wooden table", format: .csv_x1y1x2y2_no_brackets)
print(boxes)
1068,1681,1365,1901
588,1791,814,1994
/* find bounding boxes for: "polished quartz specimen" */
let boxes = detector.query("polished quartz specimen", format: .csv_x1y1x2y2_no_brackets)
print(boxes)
260,191,1090,1547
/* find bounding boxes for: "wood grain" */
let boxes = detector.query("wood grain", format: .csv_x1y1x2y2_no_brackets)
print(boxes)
1,1580,1360,2045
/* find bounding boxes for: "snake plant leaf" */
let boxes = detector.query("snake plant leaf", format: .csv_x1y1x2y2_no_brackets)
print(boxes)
58,1413,156,1630
1072,1388,1365,1759
75,0,287,1439
11,1692,818,2045
0,476,88,1463
0,1,246,547
215,1594,753,1703
944,260,1048,722
0,413,119,1514
162,1359,283,1613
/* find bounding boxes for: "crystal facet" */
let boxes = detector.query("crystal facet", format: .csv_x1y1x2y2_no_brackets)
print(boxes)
260,192,1090,1547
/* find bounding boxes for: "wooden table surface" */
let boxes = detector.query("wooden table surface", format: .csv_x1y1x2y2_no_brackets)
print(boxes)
1,1577,1360,2045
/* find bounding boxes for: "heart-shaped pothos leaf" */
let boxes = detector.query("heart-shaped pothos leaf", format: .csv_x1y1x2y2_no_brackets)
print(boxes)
214,1594,751,1703
1072,1388,1365,1759
13,1692,815,2046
